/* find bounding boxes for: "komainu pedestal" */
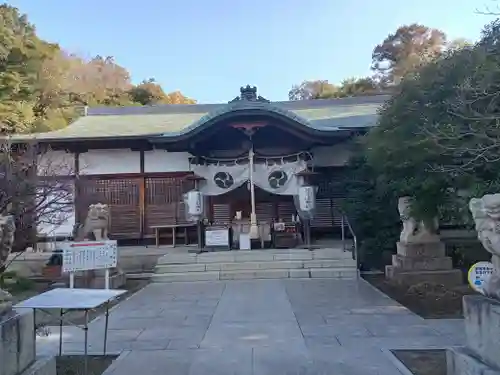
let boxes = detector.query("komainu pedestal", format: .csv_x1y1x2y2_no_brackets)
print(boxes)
385,241,462,286
447,295,500,375
0,311,36,375
447,194,500,375
385,197,462,287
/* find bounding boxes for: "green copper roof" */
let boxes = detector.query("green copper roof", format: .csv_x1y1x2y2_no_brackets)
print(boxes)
13,91,390,142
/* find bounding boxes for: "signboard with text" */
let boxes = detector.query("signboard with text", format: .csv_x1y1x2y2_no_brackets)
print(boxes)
468,261,494,295
205,229,230,247
62,240,118,273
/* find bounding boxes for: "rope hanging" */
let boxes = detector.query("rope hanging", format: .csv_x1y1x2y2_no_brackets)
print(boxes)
189,151,313,167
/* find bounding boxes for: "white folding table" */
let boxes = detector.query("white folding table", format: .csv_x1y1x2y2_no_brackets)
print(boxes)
15,288,126,375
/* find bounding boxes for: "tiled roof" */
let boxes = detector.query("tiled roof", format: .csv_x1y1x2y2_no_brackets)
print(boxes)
13,95,389,141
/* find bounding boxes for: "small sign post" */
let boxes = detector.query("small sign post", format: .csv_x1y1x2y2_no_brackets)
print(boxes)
61,240,118,289
204,228,230,250
467,261,495,295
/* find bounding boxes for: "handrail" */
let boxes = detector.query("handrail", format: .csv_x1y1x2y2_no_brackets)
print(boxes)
340,214,359,269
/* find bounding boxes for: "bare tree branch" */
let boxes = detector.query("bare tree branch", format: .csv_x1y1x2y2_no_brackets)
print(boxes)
0,138,75,259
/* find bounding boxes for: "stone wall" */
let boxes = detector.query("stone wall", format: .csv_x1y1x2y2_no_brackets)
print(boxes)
5,246,172,277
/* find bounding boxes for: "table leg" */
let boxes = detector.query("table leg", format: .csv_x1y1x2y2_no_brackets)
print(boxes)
172,227,176,247
103,302,110,355
184,227,188,245
155,228,159,247
32,309,37,355
59,309,63,355
84,310,89,375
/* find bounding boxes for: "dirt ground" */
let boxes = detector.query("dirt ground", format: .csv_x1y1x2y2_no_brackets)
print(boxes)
56,355,118,375
11,278,149,326
392,349,446,375
363,274,475,318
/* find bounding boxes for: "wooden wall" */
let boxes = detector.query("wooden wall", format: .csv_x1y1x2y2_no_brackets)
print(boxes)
72,167,347,240
75,173,193,240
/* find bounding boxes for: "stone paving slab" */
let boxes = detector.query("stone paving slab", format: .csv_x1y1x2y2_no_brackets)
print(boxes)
36,278,465,374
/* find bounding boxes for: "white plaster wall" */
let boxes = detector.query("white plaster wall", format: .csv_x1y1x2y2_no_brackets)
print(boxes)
79,149,140,175
311,144,352,167
144,150,192,173
37,150,75,176
37,181,76,237
37,211,75,237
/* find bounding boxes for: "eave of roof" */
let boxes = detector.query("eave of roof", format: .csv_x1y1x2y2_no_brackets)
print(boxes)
9,95,389,142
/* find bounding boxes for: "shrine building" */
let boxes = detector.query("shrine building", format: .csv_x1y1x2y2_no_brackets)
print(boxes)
18,86,389,248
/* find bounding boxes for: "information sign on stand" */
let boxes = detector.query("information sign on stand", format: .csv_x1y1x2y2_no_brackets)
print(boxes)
205,229,230,250
468,261,495,294
61,240,118,289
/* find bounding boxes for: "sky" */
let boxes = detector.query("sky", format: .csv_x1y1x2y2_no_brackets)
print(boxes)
6,0,496,103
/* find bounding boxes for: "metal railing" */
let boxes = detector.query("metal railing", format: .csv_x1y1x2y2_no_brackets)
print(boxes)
341,214,359,270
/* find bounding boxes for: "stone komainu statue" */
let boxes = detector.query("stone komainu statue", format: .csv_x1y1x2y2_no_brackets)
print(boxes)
469,194,500,299
398,196,439,244
0,213,15,316
74,203,110,241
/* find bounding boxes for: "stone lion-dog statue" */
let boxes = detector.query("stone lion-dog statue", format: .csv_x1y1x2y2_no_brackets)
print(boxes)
74,203,110,241
398,196,439,244
469,194,500,299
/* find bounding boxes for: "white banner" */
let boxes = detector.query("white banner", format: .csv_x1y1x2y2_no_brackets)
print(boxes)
253,160,307,196
193,163,249,196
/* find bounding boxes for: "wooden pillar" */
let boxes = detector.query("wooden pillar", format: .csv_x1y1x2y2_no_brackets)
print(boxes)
139,150,146,239
74,151,81,223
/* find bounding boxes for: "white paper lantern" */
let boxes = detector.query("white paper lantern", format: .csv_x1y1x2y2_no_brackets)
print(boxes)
186,190,204,216
298,186,316,212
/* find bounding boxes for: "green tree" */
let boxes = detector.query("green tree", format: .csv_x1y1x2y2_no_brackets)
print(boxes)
129,79,196,105
364,21,500,222
371,23,447,85
0,4,197,134
288,80,338,100
289,78,387,100
341,150,401,270
0,5,56,133
420,20,500,176
336,77,381,97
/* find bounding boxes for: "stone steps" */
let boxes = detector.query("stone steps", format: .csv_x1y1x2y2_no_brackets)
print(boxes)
151,248,358,283
151,267,358,282
155,259,352,273
156,248,353,265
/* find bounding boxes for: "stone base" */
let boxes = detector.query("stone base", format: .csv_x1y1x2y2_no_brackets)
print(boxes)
396,241,446,258
463,295,500,369
447,347,500,375
385,241,462,287
385,266,463,287
0,310,35,375
391,254,453,271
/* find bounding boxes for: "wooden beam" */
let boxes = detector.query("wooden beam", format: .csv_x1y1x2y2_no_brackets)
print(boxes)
139,150,145,174
78,171,193,180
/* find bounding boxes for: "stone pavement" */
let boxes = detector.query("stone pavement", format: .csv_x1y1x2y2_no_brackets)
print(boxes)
36,279,465,375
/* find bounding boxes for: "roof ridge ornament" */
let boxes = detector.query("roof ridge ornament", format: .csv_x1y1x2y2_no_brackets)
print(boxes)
229,85,270,103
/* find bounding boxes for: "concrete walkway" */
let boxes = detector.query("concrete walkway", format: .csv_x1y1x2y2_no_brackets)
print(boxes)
37,279,465,375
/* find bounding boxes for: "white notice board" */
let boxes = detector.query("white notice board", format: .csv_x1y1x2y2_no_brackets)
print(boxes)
205,229,229,247
62,240,118,273
239,233,251,250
